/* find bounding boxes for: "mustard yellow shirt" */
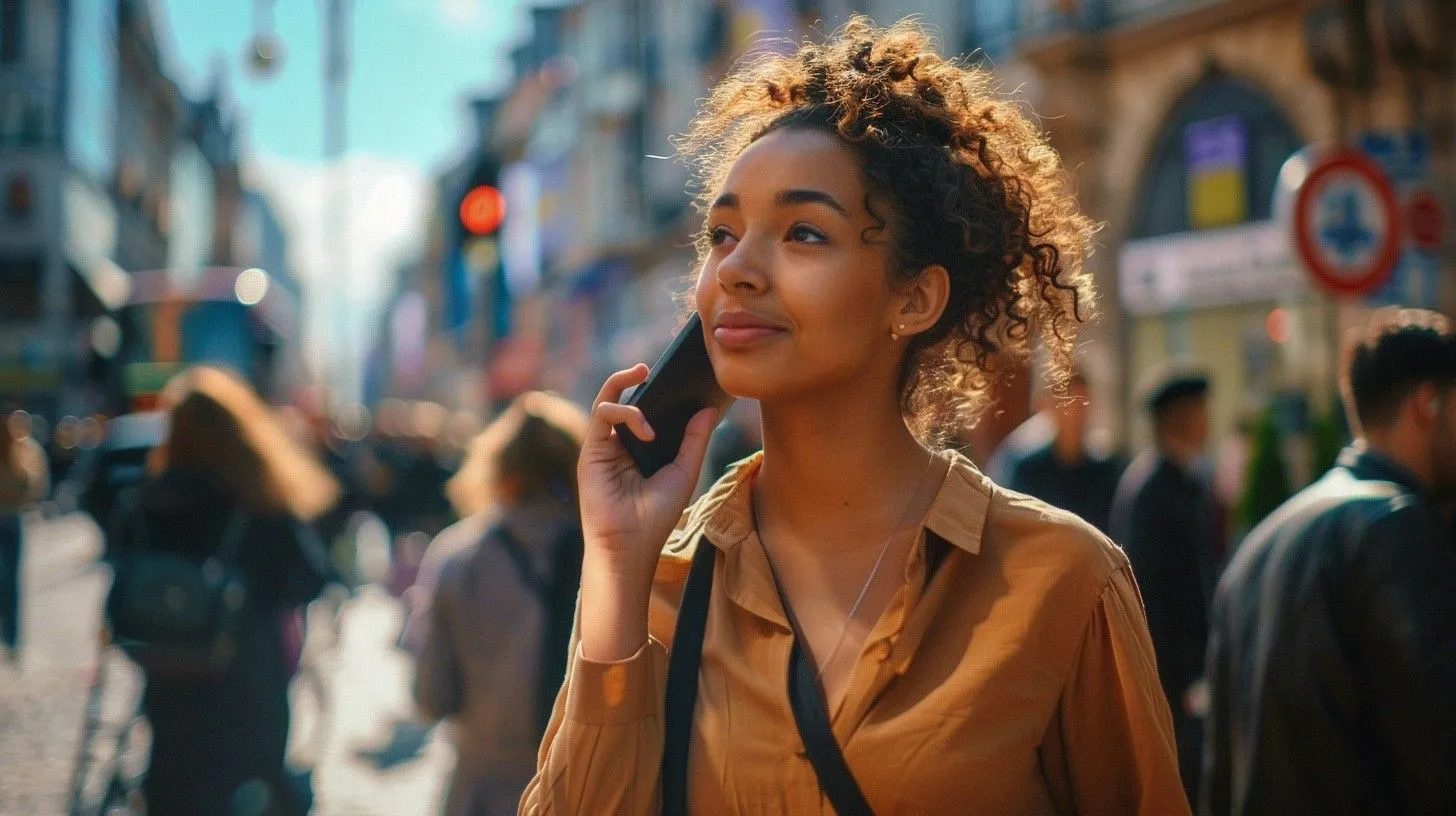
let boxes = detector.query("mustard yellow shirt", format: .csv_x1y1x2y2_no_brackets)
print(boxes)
521,451,1188,814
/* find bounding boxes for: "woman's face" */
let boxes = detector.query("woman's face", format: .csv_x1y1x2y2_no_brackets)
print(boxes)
694,127,904,405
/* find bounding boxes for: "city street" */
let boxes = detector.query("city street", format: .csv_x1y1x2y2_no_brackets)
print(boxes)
0,514,453,815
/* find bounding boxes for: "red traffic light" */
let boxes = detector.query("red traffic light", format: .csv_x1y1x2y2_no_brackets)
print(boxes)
460,185,507,236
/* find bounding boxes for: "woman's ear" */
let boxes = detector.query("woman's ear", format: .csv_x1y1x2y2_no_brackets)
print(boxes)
893,264,951,338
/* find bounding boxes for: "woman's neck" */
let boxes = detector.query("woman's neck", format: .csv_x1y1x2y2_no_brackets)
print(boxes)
754,384,933,552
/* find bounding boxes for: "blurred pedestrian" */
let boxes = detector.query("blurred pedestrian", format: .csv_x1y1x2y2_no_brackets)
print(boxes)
1007,368,1125,534
0,410,49,662
1109,363,1219,801
103,367,338,816
522,17,1184,815
412,391,587,815
1201,310,1456,816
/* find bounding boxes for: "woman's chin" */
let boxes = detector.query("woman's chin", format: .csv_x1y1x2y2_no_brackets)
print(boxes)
712,367,784,404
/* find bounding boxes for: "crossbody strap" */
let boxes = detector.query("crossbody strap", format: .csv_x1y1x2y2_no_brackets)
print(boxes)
763,554,876,816
496,522,585,736
211,510,251,566
662,540,716,816
661,538,875,816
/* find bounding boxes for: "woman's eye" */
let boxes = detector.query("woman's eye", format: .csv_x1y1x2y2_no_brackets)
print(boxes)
707,226,734,245
787,224,827,243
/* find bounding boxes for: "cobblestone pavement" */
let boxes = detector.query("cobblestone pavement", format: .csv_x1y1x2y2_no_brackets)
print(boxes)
0,513,454,815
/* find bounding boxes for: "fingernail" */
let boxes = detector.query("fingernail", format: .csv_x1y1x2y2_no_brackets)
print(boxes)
643,421,656,439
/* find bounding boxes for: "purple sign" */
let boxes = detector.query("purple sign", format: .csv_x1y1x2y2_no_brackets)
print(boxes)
1186,116,1247,173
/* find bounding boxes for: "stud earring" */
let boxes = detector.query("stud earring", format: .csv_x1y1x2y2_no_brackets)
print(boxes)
891,323,907,341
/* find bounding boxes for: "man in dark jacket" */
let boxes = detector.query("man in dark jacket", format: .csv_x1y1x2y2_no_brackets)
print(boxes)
1110,364,1219,800
1009,369,1126,534
1201,310,1456,816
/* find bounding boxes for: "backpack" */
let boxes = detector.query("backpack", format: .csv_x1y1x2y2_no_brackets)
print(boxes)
105,496,252,682
494,523,584,737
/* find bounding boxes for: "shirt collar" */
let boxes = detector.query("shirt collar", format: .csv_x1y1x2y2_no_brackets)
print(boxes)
1337,444,1430,498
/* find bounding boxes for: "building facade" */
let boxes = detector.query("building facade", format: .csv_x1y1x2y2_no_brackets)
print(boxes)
997,0,1456,453
0,0,130,418
391,0,1453,469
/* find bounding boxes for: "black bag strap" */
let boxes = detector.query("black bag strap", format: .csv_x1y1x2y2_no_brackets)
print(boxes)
763,553,876,816
662,540,716,816
496,522,585,737
661,538,875,816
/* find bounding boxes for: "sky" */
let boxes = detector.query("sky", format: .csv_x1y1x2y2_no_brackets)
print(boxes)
157,0,537,392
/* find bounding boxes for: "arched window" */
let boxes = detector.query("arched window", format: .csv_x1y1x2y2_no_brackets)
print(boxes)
1130,75,1304,239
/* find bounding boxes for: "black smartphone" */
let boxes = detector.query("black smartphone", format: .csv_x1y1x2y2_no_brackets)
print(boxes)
616,312,734,477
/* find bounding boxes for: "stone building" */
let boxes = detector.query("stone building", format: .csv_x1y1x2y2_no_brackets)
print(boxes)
999,0,1456,451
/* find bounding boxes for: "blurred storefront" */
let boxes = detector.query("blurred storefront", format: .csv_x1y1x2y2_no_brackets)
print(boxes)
998,0,1456,450
0,0,129,418
380,0,1453,462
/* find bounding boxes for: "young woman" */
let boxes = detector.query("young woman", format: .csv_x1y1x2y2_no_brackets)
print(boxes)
522,18,1186,815
411,391,589,815
108,367,338,816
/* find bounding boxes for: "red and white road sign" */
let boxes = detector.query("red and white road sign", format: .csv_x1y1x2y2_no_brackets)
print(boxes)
1405,188,1445,251
1292,148,1402,298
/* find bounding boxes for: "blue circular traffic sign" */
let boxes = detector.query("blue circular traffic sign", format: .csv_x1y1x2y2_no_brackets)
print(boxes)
1290,148,1401,297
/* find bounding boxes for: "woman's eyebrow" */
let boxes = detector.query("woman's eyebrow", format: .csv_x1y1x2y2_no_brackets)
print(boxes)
775,189,850,217
710,192,738,210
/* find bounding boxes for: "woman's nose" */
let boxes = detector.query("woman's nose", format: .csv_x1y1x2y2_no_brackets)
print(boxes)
716,237,767,292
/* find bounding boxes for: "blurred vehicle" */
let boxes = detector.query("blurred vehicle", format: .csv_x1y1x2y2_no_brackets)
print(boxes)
94,267,300,416
80,268,302,530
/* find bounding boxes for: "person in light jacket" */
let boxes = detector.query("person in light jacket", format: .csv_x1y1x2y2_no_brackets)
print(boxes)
413,392,588,816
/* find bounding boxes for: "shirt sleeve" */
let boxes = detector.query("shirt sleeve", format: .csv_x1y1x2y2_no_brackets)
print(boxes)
1042,566,1190,816
518,627,669,815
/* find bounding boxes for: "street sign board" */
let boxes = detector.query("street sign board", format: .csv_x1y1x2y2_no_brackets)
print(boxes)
1359,131,1444,309
1290,148,1401,297
1405,188,1445,251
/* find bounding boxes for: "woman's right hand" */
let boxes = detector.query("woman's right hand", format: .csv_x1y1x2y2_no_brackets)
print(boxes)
577,364,718,661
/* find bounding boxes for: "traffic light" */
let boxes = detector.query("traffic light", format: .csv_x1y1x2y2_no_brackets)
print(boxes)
447,155,506,335
460,184,506,236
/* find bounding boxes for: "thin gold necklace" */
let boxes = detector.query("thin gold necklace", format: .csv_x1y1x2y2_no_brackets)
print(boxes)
753,451,937,680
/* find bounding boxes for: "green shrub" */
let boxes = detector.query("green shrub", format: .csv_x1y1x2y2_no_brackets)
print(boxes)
1239,407,1293,529
1309,404,1348,481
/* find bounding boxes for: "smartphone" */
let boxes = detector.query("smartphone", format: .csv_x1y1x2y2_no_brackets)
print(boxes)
616,312,734,477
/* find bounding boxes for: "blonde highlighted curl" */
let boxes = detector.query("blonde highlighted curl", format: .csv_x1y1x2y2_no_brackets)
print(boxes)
680,16,1097,439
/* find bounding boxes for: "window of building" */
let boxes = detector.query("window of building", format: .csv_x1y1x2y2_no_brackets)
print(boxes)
1130,75,1304,239
0,256,44,321
0,0,23,65
964,0,1020,59
4,173,31,219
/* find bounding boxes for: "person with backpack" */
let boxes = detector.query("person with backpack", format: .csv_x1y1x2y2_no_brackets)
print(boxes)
412,391,587,816
103,367,339,816
520,17,1184,815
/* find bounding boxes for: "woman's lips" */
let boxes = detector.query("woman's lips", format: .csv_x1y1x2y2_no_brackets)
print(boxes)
713,325,786,347
712,313,787,348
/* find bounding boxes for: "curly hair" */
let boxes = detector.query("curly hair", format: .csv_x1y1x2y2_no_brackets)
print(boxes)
680,16,1097,438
